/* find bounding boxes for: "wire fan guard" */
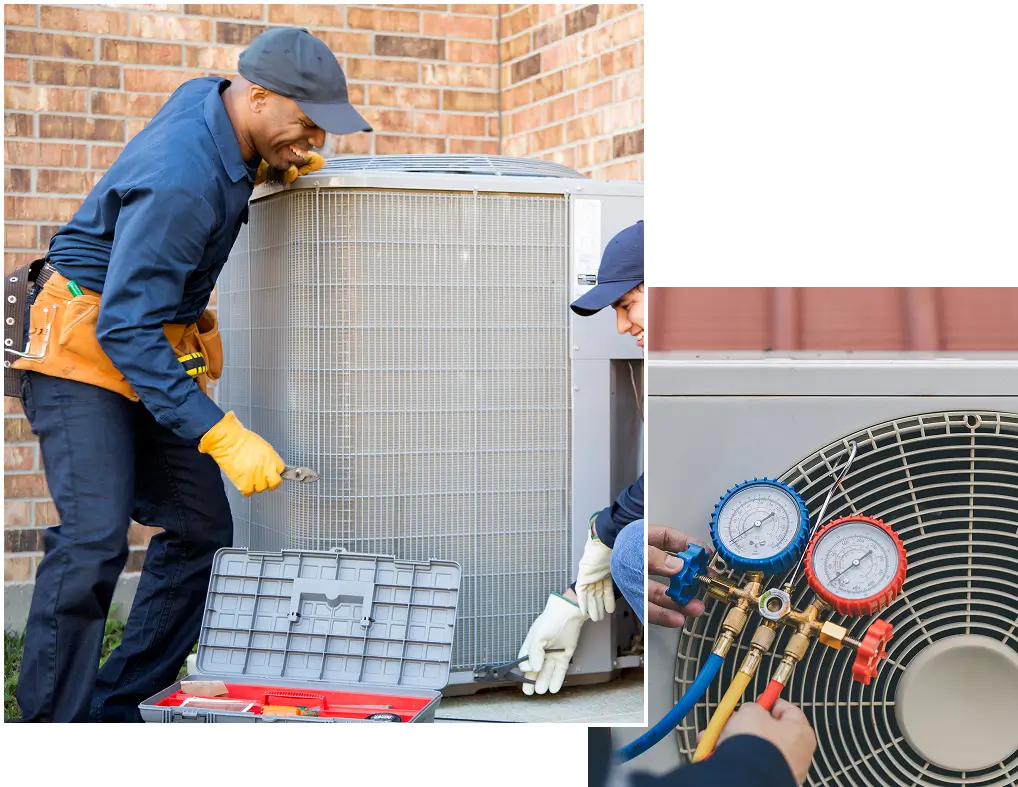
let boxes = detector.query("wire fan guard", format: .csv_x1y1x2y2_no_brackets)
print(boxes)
314,154,584,179
675,411,1018,787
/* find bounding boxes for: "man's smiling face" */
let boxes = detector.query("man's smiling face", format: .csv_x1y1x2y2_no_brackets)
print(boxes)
613,283,645,348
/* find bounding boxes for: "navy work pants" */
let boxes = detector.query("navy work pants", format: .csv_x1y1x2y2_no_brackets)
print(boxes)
15,369,233,722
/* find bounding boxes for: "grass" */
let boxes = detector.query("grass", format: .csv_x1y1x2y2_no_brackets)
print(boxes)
4,606,195,722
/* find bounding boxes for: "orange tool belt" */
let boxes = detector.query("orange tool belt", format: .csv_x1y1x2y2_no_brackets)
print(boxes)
5,262,222,401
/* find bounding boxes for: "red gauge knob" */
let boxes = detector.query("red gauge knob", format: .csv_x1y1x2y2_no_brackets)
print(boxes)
852,619,893,684
803,515,907,617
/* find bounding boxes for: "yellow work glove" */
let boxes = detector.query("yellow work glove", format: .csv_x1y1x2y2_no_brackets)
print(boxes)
198,411,285,496
255,153,326,186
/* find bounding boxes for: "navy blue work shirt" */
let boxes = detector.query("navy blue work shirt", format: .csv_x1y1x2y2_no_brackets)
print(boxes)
594,474,644,548
47,77,258,441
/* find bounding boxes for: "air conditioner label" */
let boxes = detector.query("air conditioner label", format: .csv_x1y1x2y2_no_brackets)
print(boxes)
572,198,602,302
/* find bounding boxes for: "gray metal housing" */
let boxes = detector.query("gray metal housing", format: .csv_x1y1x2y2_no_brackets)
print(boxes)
214,155,644,689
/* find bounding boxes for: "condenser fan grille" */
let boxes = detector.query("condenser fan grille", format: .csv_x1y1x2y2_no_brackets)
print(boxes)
675,411,1018,787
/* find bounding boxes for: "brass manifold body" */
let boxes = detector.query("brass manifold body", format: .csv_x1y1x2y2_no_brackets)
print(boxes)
699,572,866,675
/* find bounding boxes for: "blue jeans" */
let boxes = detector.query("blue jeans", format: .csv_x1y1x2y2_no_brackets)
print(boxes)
15,369,233,722
610,519,645,625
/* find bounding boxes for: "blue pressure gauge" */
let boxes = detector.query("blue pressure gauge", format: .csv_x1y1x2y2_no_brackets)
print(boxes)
709,479,810,575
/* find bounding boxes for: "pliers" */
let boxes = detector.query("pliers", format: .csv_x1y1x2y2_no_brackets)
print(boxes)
473,649,566,684
282,466,320,483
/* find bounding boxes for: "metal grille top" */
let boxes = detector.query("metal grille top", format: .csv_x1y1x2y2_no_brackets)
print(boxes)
314,154,585,179
674,411,1018,787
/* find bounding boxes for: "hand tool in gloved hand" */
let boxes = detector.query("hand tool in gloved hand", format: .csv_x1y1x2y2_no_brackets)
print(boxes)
198,410,286,496
473,650,567,684
254,151,326,186
282,466,320,483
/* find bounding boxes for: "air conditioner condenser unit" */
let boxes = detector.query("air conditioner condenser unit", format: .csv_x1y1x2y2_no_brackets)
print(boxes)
613,354,1018,786
215,155,645,691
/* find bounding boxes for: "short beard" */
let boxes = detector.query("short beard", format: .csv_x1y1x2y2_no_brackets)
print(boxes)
262,165,289,184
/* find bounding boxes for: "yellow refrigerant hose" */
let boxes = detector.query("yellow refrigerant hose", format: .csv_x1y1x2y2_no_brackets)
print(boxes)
692,670,753,761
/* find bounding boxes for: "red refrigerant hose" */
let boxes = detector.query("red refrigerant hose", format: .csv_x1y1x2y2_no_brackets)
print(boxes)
757,679,785,711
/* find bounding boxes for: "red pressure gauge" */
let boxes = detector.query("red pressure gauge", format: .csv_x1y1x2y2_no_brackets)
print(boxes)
803,515,908,617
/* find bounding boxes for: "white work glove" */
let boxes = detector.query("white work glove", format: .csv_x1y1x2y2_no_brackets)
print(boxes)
575,517,615,622
518,593,587,695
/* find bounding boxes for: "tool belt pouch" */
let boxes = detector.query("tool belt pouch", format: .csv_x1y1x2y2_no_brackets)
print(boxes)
4,259,45,399
13,273,138,401
195,310,223,382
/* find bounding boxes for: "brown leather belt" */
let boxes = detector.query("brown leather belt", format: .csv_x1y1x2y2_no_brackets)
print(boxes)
3,258,47,399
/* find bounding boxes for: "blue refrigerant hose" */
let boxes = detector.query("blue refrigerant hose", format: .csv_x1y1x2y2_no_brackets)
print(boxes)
616,652,726,763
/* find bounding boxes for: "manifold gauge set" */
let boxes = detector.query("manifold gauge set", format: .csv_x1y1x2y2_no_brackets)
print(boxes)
619,442,910,763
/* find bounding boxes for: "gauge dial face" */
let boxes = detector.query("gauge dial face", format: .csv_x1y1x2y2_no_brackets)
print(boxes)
811,520,901,600
715,484,803,561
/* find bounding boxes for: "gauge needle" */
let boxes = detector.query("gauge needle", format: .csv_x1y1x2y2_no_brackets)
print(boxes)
830,549,873,583
732,512,775,541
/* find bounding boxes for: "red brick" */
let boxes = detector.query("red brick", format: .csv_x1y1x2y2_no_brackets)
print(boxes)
5,169,31,193
127,118,149,139
34,501,60,526
5,196,82,223
325,133,372,156
602,99,641,133
413,112,487,137
5,398,25,415
422,13,494,40
530,123,564,152
4,446,36,472
501,6,537,38
348,8,420,33
511,54,541,84
4,5,35,26
442,89,497,112
216,21,266,45
539,147,576,169
533,71,564,101
577,80,614,113
4,224,37,248
565,60,599,90
500,32,531,63
347,58,419,83
5,85,89,113
5,57,30,82
101,39,182,66
449,138,498,154
6,253,41,274
376,135,446,155
4,473,49,498
270,4,345,27
509,103,547,136
91,145,125,169
125,549,147,573
130,13,212,40
601,41,641,76
5,112,33,137
542,38,578,72
502,83,532,111
124,68,196,93
128,521,161,547
375,35,445,60
533,20,563,51
347,83,366,104
39,115,124,142
423,63,493,89
33,61,121,89
4,500,32,528
449,4,498,13
549,94,576,123
601,4,640,20
576,25,613,59
448,41,498,64
37,169,102,195
314,30,372,55
596,159,640,181
5,140,89,168
536,3,564,23
611,11,643,45
40,5,128,35
566,5,599,36
5,556,33,582
184,4,264,19
92,91,167,118
184,44,240,70
612,128,643,158
369,85,440,110
38,225,61,248
616,69,642,100
360,108,413,133
6,30,94,60
566,114,600,143
502,134,529,157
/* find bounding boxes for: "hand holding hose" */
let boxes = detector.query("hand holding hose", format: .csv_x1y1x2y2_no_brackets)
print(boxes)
648,525,710,627
715,700,817,787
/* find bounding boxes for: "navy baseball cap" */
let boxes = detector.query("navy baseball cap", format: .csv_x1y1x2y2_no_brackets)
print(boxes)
570,220,644,316
239,27,372,135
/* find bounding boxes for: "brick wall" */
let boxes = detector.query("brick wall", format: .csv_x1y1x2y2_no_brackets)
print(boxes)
499,3,643,178
649,287,1018,352
3,5,644,595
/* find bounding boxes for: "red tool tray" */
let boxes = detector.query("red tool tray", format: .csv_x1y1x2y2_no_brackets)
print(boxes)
138,548,461,724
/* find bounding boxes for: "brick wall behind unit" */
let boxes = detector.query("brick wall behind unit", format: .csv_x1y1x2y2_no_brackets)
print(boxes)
3,4,645,592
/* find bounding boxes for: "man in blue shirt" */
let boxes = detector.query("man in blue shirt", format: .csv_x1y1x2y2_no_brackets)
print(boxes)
9,28,371,722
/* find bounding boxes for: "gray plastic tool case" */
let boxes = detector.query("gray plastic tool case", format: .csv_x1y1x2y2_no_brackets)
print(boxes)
140,547,461,723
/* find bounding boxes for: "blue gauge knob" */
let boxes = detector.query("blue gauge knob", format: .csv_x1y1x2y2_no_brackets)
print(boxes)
666,543,710,606
709,478,810,575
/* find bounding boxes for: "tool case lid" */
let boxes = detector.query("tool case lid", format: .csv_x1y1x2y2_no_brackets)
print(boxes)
195,548,461,692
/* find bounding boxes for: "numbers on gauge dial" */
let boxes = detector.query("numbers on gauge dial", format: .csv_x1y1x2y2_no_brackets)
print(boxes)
812,522,900,599
716,485,801,560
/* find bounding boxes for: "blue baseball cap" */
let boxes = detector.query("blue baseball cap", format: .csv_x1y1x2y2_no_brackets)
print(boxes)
570,220,644,316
